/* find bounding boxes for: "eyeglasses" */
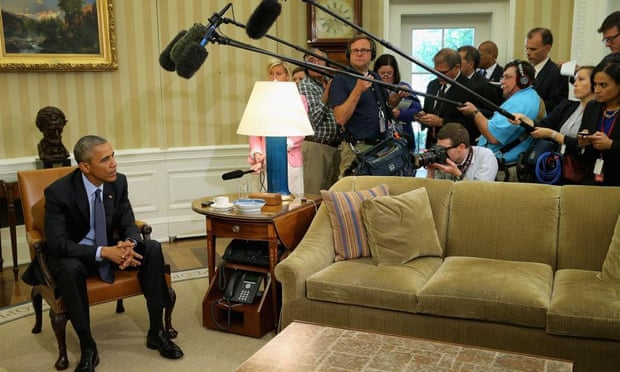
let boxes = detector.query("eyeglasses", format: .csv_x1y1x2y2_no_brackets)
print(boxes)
378,71,394,77
350,48,372,55
603,32,620,44
436,66,454,75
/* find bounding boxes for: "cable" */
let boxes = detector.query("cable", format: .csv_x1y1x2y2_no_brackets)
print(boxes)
535,152,562,184
300,198,318,213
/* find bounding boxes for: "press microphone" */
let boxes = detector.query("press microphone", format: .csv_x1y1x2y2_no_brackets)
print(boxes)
170,23,207,66
175,44,208,79
246,0,282,39
159,30,187,71
222,169,254,180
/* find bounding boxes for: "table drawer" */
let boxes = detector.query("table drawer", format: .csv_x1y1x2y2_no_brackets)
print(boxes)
211,221,271,240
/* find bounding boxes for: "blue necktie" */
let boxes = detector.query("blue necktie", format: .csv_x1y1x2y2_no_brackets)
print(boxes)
95,189,114,283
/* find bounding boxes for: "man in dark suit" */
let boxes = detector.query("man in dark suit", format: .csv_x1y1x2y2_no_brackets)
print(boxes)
44,135,183,371
417,48,479,148
526,27,568,114
458,45,503,107
477,40,504,83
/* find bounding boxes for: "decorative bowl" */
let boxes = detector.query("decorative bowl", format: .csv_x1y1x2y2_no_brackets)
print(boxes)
233,198,266,213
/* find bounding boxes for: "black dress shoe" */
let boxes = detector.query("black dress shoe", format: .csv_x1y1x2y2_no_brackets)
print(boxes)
147,330,184,359
74,348,99,372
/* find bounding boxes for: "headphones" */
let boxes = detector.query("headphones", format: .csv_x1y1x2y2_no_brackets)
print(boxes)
515,60,531,88
345,37,377,60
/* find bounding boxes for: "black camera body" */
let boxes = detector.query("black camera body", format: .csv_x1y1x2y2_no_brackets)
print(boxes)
414,145,449,168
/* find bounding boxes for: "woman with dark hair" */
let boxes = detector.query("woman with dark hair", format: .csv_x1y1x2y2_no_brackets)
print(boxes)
510,66,595,184
373,53,422,150
578,57,620,185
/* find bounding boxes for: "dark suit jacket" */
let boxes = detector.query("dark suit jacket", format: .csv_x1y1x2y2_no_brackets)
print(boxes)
534,59,568,114
423,73,480,146
44,169,140,263
488,64,504,83
578,101,620,186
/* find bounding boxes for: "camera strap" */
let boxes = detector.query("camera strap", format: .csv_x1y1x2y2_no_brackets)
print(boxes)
458,147,474,175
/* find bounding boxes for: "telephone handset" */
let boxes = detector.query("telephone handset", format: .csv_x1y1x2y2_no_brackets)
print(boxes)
224,270,263,304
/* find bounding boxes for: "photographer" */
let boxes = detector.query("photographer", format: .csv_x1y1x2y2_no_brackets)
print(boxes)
426,123,498,181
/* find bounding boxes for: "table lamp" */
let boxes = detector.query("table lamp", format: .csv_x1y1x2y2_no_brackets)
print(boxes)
237,81,314,198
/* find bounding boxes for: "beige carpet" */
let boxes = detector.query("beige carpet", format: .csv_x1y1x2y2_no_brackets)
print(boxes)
0,271,273,371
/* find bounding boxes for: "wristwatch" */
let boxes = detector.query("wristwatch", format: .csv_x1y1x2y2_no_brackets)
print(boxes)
455,173,465,181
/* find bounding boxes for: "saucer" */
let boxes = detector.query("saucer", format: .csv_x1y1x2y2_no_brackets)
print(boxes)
210,202,234,211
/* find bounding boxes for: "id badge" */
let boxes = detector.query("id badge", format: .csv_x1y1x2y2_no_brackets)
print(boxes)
378,110,386,133
594,158,604,175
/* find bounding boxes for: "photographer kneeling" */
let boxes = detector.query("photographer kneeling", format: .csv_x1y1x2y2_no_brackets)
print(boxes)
426,123,498,181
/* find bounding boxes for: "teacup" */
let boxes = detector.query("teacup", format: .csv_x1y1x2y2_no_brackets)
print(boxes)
213,196,230,207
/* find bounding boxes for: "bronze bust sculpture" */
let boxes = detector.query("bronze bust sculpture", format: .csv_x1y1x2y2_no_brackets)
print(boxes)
36,106,70,161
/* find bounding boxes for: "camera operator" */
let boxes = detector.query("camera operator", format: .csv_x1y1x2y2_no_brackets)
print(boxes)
426,123,498,181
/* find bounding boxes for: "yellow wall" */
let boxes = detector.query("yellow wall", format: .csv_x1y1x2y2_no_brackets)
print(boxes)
512,0,574,62
0,0,568,160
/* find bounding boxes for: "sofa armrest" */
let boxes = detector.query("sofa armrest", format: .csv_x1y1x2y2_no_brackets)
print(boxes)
275,205,335,302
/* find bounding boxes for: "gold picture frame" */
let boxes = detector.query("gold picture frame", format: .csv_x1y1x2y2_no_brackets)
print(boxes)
0,0,117,72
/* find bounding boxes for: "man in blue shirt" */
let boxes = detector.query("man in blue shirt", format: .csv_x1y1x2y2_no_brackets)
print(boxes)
458,60,545,181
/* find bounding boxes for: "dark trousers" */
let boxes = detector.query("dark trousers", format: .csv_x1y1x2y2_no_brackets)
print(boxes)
48,240,169,334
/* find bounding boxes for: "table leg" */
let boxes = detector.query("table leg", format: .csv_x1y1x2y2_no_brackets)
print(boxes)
5,182,18,280
268,239,279,330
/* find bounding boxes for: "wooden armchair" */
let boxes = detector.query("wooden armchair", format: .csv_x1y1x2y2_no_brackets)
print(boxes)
17,167,177,370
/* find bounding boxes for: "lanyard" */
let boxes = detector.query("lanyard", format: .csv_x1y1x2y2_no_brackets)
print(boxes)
599,107,619,135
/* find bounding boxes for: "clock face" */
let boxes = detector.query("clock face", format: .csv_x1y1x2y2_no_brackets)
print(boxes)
314,0,356,40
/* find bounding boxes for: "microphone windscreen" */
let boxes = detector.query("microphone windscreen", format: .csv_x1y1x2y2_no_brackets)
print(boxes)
246,0,282,39
222,169,246,180
170,23,207,65
176,43,208,79
159,30,187,71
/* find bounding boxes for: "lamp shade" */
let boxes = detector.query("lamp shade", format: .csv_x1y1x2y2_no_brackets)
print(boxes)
237,81,314,137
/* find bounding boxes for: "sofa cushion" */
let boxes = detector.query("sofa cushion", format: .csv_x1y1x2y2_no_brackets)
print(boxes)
361,187,443,265
447,182,560,269
417,256,553,328
306,256,442,313
548,269,620,341
599,214,620,282
321,184,389,261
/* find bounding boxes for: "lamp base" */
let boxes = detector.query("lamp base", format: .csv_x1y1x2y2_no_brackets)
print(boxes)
265,136,291,197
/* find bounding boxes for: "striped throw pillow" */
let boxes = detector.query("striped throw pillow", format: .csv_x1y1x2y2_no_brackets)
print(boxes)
321,184,389,261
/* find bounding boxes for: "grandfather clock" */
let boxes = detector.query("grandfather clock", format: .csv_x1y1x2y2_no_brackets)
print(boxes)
306,0,362,66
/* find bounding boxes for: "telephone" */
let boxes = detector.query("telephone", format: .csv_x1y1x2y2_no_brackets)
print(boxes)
224,270,263,304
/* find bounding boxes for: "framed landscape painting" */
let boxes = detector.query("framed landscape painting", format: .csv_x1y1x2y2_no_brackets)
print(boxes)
0,0,117,71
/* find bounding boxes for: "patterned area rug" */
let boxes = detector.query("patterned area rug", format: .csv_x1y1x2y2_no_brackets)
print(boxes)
0,267,272,371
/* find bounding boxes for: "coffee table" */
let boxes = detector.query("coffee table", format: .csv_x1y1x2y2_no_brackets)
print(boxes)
236,321,573,371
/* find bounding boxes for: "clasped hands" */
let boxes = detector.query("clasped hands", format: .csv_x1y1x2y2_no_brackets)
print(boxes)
102,240,142,270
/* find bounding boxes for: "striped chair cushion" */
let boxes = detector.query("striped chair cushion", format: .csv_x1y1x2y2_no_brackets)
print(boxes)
321,184,389,261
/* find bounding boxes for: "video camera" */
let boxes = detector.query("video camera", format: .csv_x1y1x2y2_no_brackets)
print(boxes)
413,145,449,168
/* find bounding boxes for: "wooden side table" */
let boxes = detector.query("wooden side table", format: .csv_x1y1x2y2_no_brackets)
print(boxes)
0,180,20,279
192,194,320,336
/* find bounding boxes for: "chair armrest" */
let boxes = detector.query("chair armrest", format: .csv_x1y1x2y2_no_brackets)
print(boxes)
135,220,152,240
275,206,335,303
27,230,57,288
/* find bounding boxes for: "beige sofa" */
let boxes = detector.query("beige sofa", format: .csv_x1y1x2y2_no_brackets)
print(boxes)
275,176,620,372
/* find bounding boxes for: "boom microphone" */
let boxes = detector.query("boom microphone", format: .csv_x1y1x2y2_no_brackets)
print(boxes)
175,44,208,79
159,30,187,71
170,23,207,66
222,169,254,180
246,0,282,39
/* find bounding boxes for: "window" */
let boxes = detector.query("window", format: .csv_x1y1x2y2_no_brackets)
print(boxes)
411,27,475,104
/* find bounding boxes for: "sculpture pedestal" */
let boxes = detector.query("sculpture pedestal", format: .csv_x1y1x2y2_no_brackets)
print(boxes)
36,158,71,169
